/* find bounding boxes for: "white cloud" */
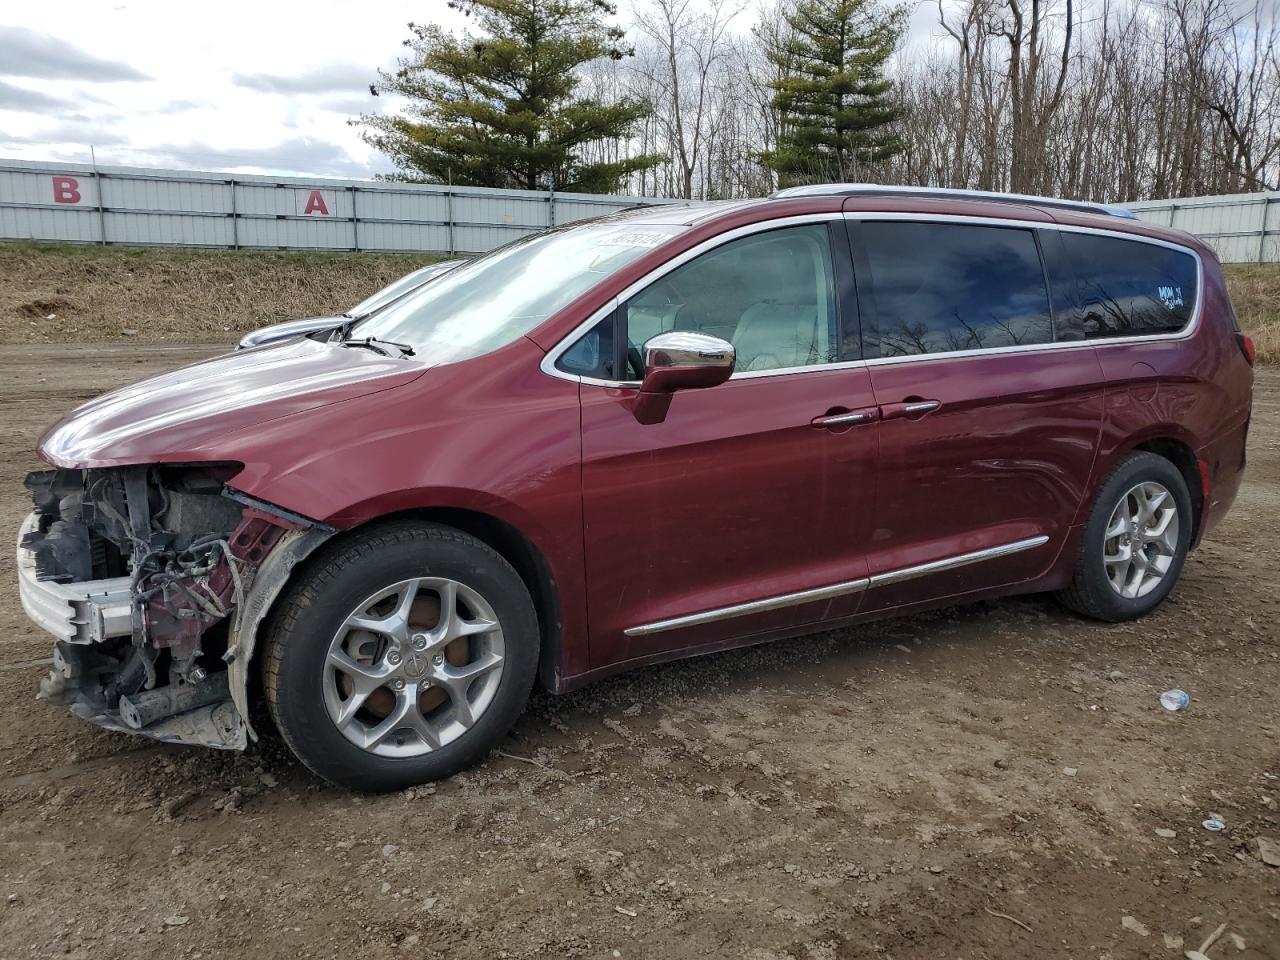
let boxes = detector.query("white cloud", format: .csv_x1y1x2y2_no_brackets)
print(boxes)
232,62,377,95
0,0,468,178
0,78,81,112
0,25,149,81
0,0,950,181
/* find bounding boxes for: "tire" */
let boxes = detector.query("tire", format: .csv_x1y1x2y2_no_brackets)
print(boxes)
262,521,539,792
1057,451,1193,622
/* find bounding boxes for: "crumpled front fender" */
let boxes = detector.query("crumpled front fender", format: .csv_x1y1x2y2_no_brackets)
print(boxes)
227,525,335,742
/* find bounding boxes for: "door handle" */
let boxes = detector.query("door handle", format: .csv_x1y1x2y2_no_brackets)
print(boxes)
879,399,941,421
811,406,879,428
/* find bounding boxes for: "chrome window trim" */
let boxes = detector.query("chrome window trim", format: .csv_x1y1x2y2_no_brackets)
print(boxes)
847,212,1204,367
540,212,848,387
540,210,1205,387
623,534,1050,637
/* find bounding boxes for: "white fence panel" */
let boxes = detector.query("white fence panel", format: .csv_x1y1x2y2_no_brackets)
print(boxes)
0,158,674,254
3,158,1275,262
1127,192,1279,263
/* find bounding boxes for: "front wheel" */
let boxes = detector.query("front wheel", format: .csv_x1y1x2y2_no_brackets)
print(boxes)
1057,451,1193,622
262,521,539,792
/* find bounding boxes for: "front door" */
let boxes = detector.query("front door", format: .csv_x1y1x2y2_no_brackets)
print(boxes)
568,220,879,669
847,216,1105,610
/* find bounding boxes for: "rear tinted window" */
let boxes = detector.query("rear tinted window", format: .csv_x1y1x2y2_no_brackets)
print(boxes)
1061,233,1197,338
861,223,1053,357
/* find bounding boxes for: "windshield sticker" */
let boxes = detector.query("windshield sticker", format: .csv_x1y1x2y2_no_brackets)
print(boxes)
1157,285,1184,310
607,232,671,248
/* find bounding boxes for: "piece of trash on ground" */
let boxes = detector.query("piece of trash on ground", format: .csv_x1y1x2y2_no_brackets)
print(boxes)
1160,689,1190,711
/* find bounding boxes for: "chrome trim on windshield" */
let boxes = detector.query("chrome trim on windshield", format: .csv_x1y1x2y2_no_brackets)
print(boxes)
623,534,1051,637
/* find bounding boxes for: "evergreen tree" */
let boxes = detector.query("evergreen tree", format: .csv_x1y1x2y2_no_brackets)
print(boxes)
765,0,906,185
360,0,660,192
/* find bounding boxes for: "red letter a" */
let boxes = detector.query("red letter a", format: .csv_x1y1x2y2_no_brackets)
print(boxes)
303,190,329,215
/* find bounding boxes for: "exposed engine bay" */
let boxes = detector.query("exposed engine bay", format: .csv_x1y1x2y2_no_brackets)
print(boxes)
19,464,332,748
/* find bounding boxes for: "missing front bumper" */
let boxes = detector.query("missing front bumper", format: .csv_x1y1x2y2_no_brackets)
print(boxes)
17,513,133,644
36,632,248,750
17,478,335,757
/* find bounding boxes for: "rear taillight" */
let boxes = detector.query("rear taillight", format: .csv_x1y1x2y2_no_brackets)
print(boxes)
1236,332,1256,367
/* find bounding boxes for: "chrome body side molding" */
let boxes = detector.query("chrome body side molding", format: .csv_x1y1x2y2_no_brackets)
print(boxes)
623,576,870,637
867,535,1050,587
623,535,1050,637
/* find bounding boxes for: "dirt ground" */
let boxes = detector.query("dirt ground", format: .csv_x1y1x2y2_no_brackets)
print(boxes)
0,342,1277,960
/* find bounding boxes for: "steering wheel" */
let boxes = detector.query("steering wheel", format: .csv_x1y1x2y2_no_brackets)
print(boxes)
627,344,645,380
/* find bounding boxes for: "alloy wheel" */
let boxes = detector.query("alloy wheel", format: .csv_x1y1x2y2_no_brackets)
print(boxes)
1102,481,1180,600
322,577,505,758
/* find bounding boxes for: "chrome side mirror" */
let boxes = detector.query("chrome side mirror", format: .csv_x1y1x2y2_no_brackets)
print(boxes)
633,332,736,425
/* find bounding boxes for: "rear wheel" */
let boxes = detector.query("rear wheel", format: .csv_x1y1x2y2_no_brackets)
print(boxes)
1057,452,1193,622
263,521,539,791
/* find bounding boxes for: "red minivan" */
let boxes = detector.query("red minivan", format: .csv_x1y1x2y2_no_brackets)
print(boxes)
18,186,1254,790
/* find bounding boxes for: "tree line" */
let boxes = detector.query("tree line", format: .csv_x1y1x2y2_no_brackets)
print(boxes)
358,0,1280,202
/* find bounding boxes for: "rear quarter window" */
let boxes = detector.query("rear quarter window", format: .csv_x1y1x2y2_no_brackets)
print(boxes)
1061,233,1197,338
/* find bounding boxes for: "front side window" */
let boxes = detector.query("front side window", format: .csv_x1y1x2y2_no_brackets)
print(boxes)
1061,233,1197,338
861,222,1054,357
557,315,619,380
353,221,685,363
621,224,838,374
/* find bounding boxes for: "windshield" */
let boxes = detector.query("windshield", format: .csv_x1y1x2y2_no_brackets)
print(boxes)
348,261,460,318
350,220,686,363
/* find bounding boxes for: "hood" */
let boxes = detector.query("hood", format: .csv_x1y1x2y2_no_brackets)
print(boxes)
40,338,426,468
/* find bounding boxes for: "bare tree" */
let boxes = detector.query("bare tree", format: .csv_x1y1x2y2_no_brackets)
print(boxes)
630,0,744,198
554,0,1280,200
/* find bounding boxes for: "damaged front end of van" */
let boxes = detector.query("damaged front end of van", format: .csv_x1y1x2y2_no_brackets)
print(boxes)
18,464,333,750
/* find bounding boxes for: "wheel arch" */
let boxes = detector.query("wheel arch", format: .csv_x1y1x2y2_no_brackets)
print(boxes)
367,507,565,694
1131,437,1204,545
237,505,568,733
1094,433,1204,545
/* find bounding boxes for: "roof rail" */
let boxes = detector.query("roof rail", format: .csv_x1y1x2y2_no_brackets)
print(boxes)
770,183,1138,220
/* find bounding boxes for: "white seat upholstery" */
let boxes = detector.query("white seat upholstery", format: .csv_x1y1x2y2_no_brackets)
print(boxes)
732,302,827,371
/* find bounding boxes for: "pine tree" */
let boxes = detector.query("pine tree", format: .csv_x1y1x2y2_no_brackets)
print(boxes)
360,0,660,192
765,0,906,186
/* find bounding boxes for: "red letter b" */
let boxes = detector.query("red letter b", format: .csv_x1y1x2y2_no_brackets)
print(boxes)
52,176,81,204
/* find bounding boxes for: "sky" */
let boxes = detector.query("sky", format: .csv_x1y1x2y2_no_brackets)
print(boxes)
0,0,943,180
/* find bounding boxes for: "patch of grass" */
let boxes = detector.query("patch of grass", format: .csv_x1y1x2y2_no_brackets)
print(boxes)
1225,264,1280,364
0,242,447,343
